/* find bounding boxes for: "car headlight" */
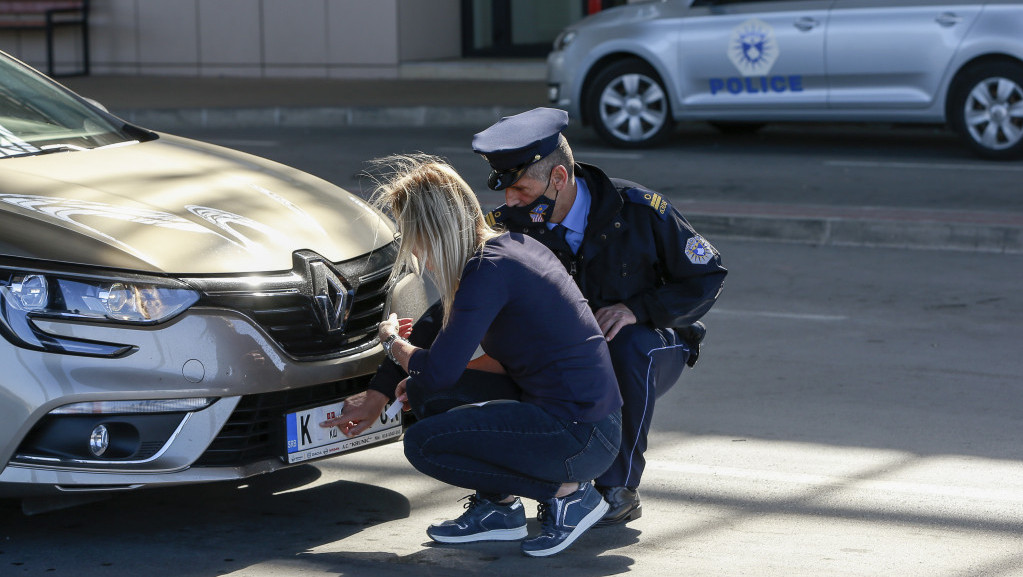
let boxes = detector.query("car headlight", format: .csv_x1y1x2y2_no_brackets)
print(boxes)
0,267,199,356
553,30,577,51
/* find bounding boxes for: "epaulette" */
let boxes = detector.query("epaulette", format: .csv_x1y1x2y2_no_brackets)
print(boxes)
484,205,509,227
622,186,671,219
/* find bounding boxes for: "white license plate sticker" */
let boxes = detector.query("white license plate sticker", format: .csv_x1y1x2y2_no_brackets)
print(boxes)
285,399,402,464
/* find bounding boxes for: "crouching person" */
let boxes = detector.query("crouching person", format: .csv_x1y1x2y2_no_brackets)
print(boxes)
362,154,622,557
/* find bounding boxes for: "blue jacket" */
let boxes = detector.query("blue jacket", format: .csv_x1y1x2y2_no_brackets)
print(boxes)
486,163,727,329
405,232,622,423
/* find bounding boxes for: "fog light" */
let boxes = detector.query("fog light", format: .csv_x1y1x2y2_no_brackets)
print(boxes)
89,424,109,457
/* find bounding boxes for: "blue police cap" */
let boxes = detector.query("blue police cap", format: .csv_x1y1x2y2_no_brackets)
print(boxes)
472,107,569,190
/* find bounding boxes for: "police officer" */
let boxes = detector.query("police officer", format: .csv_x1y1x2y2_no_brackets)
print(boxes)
472,107,727,526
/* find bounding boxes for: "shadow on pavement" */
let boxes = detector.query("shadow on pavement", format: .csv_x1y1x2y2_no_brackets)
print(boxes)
0,466,408,576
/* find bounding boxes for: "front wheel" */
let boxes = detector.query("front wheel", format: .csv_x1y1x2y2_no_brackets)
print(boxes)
948,62,1023,160
585,59,674,148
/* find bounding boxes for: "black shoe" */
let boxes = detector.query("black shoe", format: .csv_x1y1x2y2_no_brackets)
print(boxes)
594,486,641,527
677,321,706,368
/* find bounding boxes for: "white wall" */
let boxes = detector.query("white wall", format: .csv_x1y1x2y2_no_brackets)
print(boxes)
0,0,462,78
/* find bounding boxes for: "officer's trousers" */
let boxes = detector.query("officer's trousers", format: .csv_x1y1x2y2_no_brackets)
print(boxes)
596,324,690,490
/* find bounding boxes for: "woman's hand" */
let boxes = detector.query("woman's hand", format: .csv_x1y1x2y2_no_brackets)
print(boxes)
394,377,410,413
378,313,414,341
319,389,388,438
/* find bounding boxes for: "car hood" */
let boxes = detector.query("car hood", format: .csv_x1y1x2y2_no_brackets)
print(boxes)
0,134,394,274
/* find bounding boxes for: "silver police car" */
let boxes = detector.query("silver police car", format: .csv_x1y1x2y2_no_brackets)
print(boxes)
0,51,428,509
547,0,1023,159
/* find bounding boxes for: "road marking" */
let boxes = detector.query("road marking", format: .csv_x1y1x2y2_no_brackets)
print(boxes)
647,460,1023,504
709,308,847,321
827,160,1023,172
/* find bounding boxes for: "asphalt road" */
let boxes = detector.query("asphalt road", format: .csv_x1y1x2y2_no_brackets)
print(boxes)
166,123,1023,216
3,238,1021,576
2,127,1021,577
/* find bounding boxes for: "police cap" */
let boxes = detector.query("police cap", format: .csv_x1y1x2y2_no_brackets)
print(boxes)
472,107,569,190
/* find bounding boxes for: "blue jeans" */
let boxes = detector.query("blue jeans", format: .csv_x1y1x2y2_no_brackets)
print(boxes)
403,398,622,501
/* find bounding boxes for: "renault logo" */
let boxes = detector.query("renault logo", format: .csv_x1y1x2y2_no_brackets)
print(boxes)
311,261,351,334
286,251,351,335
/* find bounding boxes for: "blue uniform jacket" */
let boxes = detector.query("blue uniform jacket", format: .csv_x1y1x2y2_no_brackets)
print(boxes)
486,163,727,329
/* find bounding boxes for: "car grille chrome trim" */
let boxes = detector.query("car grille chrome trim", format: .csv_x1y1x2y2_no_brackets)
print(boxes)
184,245,396,360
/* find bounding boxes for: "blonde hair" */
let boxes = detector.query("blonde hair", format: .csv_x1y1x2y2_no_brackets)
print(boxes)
368,153,500,326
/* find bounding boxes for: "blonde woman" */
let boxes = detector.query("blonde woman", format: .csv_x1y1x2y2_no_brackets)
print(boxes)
347,154,621,557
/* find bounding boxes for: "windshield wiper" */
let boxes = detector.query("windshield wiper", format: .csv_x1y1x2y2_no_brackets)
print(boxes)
1,143,85,159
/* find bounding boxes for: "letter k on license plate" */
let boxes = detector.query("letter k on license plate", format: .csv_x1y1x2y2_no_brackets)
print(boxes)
284,399,402,464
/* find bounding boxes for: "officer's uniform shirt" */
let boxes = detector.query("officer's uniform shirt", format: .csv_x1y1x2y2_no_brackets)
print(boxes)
547,176,590,254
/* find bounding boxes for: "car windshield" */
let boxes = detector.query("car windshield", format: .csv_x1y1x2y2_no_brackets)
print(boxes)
0,55,138,158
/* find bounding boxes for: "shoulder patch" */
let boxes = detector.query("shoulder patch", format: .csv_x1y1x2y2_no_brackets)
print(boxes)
484,206,508,227
685,235,717,265
622,187,670,219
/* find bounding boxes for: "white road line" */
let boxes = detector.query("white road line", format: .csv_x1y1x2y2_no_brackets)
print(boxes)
709,308,848,321
647,460,1023,504
827,160,1023,172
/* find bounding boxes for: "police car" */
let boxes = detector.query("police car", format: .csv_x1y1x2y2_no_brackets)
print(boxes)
546,0,1023,159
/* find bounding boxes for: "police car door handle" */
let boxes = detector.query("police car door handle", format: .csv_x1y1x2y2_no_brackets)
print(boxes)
793,17,820,32
936,12,962,27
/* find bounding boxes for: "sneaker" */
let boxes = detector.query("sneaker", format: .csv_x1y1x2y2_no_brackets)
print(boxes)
426,494,528,543
520,482,609,557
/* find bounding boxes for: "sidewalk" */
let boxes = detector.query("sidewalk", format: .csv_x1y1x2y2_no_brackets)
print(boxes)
59,73,1023,255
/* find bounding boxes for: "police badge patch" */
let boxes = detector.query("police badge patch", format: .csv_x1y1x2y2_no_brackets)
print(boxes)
685,235,716,265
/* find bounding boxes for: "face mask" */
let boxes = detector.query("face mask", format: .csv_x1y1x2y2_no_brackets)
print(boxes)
502,172,559,227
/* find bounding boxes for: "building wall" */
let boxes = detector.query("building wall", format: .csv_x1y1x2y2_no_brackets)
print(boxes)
0,0,461,78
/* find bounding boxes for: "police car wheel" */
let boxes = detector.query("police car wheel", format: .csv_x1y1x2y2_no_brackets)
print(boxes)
586,59,674,148
949,61,1023,160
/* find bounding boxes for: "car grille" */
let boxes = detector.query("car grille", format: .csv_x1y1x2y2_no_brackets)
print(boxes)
188,244,396,360
193,376,373,468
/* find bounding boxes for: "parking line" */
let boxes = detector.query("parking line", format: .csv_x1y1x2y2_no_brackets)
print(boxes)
709,308,848,322
826,160,1023,172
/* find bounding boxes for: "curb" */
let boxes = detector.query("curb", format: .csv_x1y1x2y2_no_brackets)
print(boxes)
684,202,1023,254
688,214,1023,254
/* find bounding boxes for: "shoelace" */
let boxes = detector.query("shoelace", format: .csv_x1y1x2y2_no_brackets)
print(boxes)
535,502,556,532
459,493,482,511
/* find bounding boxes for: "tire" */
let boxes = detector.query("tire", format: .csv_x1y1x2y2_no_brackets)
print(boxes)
585,59,674,148
948,61,1023,160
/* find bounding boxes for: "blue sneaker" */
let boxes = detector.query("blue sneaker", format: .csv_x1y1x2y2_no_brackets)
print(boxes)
426,494,528,543
521,482,609,557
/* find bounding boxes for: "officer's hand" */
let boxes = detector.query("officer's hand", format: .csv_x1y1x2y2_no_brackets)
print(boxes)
594,303,637,341
320,389,388,438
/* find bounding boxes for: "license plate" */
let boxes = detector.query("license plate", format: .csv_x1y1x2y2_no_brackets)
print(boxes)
284,398,402,464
